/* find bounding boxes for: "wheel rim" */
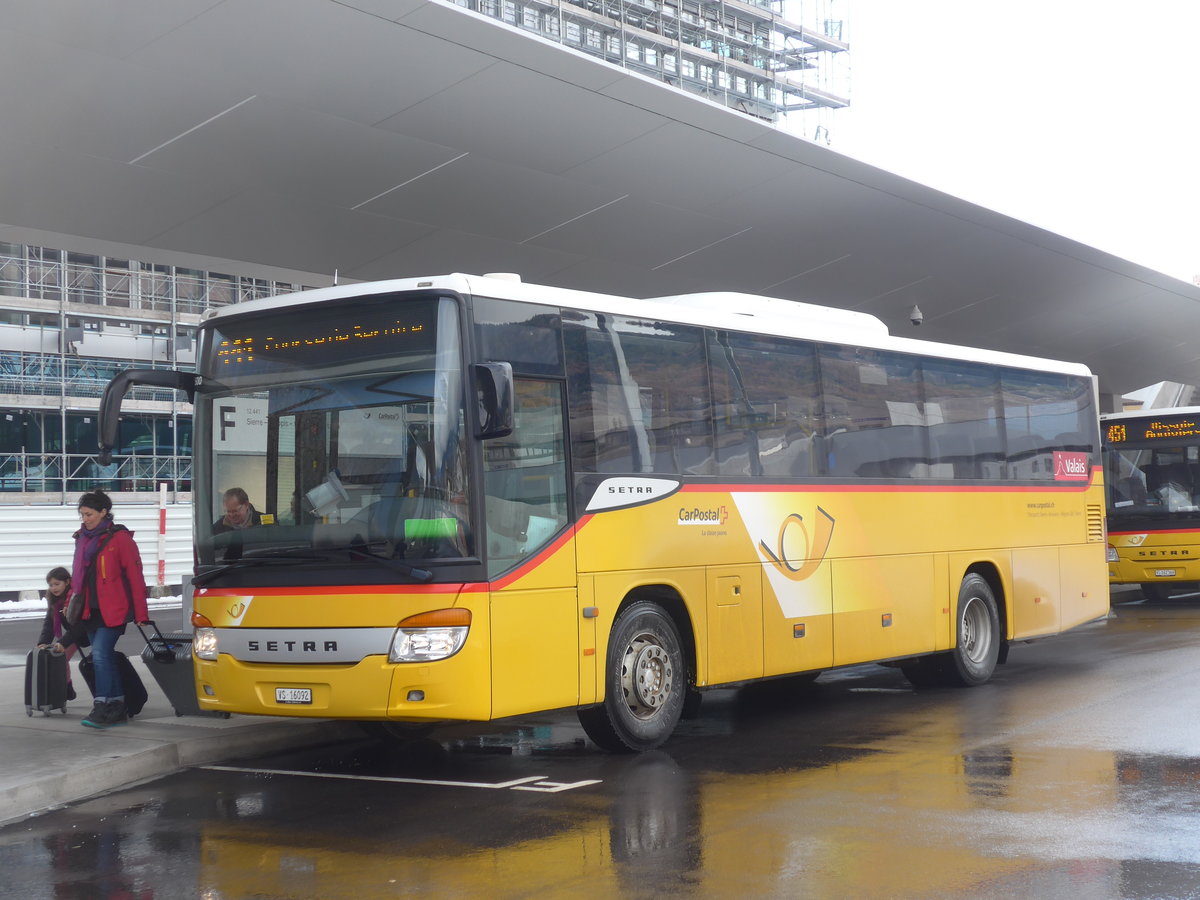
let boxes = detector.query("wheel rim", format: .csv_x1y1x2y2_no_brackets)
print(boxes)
960,595,993,665
620,631,675,720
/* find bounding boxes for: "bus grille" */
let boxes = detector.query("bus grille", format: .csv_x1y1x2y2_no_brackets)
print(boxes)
1087,504,1105,542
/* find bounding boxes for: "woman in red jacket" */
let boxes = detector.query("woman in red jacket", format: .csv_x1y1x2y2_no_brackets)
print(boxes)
71,490,150,729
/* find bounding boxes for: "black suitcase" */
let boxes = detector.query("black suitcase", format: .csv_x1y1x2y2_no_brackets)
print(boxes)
136,623,223,717
78,650,149,717
25,647,70,716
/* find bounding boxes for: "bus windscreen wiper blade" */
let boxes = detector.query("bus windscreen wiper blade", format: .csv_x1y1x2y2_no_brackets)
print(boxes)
320,541,434,583
192,553,322,586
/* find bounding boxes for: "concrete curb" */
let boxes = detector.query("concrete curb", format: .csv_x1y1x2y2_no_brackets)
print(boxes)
0,658,364,827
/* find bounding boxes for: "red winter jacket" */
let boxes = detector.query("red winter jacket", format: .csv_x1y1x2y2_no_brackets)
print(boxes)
77,526,149,628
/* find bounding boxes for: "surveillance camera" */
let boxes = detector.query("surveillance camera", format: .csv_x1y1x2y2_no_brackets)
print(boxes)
909,305,923,326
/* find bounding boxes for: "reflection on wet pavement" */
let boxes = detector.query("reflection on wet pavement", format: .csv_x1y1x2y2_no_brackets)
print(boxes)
3,601,1200,898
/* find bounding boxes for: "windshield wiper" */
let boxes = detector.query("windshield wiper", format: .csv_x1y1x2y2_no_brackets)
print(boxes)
322,540,434,583
194,542,436,585
192,553,323,587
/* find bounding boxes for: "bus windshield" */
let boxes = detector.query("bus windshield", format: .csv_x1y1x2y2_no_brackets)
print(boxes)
194,294,472,571
1105,441,1200,520
1103,413,1200,523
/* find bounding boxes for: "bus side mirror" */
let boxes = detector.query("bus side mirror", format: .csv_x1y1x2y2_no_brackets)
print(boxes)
99,369,199,464
474,362,513,440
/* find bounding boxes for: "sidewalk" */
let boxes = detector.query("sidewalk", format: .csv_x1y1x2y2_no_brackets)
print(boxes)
1,652,362,827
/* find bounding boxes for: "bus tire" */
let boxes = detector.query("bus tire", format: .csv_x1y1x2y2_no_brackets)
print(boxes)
943,573,1000,687
577,601,686,753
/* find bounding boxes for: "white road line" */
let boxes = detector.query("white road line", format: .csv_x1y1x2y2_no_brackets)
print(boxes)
200,765,602,793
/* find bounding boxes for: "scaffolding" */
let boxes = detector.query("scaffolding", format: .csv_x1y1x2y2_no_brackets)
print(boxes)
0,242,313,503
452,0,849,123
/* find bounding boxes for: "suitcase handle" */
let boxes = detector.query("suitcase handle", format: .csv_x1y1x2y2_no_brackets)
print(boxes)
136,620,176,664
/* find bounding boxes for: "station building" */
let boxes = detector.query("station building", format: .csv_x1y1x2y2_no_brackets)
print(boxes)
0,0,850,508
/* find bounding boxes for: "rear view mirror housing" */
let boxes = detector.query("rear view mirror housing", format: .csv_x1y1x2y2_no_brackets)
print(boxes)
474,362,513,440
98,369,199,464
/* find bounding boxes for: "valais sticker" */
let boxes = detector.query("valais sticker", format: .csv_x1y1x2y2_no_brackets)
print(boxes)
1053,451,1089,481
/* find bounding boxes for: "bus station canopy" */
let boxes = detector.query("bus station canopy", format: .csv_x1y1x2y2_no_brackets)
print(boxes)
1,0,1198,397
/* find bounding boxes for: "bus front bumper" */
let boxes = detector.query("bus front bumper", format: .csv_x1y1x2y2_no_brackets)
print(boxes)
193,654,492,722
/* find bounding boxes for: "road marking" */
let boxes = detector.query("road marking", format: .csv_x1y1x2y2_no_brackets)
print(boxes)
200,765,602,793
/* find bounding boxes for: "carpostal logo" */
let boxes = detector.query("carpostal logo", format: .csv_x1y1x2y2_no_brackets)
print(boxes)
1053,451,1089,481
678,505,728,526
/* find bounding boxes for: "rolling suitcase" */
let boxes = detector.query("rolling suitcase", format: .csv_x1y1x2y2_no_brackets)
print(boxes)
136,622,224,717
78,649,149,717
25,647,70,716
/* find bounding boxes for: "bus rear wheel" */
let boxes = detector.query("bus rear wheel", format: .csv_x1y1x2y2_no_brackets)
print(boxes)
578,601,686,753
943,573,1000,687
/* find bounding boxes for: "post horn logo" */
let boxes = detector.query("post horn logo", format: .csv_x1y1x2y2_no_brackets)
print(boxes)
759,507,836,582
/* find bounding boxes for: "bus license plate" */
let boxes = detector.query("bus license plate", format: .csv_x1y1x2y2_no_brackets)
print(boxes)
1154,569,1176,577
276,688,312,705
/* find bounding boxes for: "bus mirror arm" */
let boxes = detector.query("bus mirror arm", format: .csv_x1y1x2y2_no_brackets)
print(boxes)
474,362,514,440
98,369,199,464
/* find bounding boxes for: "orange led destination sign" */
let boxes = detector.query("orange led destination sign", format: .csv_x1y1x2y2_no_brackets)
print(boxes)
206,295,440,377
1106,418,1200,444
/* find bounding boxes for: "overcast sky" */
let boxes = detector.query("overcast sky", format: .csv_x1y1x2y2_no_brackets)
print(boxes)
814,0,1200,284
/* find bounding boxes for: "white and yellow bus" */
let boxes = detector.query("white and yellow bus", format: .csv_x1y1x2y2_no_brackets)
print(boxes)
1102,408,1200,600
100,274,1108,751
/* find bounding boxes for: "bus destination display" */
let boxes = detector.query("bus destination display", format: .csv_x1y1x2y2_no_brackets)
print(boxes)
1105,417,1200,444
207,296,440,377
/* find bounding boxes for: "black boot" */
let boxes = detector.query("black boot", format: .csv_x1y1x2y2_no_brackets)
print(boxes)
81,701,109,728
105,699,128,726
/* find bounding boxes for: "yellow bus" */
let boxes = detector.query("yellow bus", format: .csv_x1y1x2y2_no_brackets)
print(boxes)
99,274,1108,751
1102,408,1200,600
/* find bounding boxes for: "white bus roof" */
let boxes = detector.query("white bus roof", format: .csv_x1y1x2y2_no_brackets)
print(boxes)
206,273,1094,379
1101,407,1200,421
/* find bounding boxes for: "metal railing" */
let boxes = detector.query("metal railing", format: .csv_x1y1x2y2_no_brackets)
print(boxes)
0,250,310,314
0,351,191,400
0,452,191,494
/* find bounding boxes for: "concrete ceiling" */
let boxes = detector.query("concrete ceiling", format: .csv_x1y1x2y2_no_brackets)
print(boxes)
1,0,1197,396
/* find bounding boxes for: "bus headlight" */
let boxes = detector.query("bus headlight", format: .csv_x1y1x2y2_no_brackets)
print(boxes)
194,627,219,661
1106,546,1120,563
389,608,471,662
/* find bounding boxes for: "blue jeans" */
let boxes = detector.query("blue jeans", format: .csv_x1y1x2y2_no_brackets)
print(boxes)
88,623,126,701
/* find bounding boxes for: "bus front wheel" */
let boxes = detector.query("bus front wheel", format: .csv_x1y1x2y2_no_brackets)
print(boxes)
578,601,686,753
943,573,1001,687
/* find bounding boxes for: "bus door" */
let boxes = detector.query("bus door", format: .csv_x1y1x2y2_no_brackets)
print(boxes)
484,379,576,718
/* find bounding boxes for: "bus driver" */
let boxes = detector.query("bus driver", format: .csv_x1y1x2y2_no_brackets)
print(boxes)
212,487,262,534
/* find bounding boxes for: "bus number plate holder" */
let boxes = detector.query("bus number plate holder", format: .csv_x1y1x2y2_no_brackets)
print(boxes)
276,688,312,705
1154,569,1176,577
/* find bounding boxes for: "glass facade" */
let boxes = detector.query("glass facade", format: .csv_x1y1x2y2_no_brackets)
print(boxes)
0,241,312,498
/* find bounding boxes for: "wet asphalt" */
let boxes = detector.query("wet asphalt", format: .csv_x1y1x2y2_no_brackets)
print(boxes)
2,594,1200,899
